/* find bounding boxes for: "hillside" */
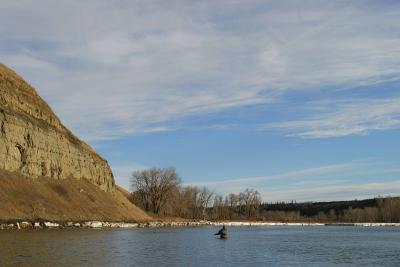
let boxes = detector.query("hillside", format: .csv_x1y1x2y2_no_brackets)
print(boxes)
0,169,150,222
0,63,113,191
0,63,150,222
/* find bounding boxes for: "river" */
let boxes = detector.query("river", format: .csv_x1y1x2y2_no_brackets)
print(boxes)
0,226,399,266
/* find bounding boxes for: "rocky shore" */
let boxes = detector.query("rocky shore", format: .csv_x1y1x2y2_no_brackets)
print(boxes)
1,221,400,230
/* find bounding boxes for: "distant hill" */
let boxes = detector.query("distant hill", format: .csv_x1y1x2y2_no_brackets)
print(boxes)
0,63,150,222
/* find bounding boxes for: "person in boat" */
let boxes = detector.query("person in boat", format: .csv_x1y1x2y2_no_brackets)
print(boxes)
215,225,228,239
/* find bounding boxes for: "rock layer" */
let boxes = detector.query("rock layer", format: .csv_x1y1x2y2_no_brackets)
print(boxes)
0,64,114,191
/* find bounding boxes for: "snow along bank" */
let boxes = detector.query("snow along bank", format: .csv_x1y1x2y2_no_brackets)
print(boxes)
1,221,400,230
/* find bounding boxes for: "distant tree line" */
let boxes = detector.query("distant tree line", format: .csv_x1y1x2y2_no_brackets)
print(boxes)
130,167,400,222
259,197,400,223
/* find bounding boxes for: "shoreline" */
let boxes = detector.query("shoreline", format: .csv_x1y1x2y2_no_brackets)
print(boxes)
1,220,400,230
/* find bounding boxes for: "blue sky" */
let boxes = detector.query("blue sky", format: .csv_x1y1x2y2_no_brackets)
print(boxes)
1,0,400,201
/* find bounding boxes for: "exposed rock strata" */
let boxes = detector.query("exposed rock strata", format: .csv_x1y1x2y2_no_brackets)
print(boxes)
0,64,114,191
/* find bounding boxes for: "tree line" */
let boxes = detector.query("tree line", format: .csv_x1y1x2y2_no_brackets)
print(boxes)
130,167,400,222
130,167,261,220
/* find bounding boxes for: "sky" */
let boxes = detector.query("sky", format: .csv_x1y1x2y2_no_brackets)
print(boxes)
1,0,400,202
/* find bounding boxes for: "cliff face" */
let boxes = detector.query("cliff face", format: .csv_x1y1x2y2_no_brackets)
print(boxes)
0,64,115,192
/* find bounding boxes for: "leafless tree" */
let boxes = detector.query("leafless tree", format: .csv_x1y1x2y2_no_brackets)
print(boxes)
225,193,239,219
131,167,181,215
178,186,200,219
212,194,225,220
130,166,400,223
239,189,261,217
197,187,213,220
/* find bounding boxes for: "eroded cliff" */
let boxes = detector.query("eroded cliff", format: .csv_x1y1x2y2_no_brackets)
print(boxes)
0,64,115,192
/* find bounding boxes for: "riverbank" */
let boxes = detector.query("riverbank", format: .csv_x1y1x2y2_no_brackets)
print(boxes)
1,220,400,230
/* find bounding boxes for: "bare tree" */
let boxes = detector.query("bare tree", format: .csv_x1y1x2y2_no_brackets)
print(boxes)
178,186,200,219
197,187,213,220
239,189,261,217
212,194,225,220
131,167,181,215
226,193,239,219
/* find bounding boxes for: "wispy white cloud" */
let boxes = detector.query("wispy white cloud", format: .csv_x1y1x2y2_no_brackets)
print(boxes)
188,163,354,187
1,1,400,140
189,160,400,201
268,98,400,138
261,180,400,202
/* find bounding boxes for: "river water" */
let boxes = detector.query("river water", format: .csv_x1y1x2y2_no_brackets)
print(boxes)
0,226,399,266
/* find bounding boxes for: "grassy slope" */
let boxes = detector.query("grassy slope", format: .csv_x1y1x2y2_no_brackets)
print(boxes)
0,170,151,222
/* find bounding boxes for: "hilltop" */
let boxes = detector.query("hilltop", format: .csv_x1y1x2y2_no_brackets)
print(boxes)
0,63,150,222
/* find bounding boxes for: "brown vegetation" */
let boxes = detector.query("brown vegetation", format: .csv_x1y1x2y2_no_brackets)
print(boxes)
131,168,216,219
256,198,400,223
207,197,400,223
0,169,151,222
131,167,181,214
130,168,400,223
130,168,262,220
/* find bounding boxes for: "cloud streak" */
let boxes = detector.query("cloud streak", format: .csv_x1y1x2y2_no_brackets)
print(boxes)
1,1,400,140
261,180,400,202
188,163,354,187
268,97,400,138
189,160,400,201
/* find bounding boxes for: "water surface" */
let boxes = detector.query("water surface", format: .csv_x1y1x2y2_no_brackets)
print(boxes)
0,226,399,266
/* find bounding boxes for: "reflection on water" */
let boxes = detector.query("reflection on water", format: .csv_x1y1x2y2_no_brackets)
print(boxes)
0,227,399,266
0,230,111,266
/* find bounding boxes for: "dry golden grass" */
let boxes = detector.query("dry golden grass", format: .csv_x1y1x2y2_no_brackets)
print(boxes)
0,169,152,222
0,63,151,222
